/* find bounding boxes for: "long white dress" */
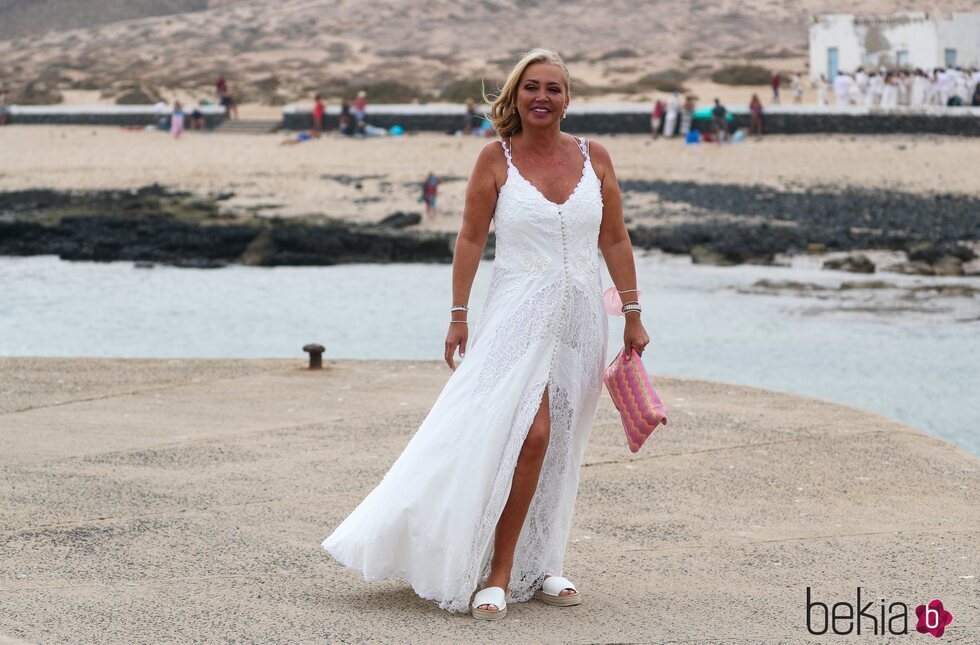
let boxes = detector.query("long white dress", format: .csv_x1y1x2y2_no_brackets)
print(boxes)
322,135,609,613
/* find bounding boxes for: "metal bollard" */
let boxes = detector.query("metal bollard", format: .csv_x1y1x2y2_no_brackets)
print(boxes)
303,343,325,369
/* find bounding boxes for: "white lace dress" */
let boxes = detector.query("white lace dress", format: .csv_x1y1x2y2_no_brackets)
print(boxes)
322,135,609,613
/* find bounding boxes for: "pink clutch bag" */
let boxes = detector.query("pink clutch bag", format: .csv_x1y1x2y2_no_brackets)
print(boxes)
603,346,667,453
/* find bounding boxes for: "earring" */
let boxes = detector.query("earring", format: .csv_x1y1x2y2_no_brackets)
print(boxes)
562,109,568,119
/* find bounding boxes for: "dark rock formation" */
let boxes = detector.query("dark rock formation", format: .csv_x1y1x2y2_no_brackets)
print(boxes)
823,255,876,273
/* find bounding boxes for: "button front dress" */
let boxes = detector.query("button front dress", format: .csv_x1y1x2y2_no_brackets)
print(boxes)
322,135,609,613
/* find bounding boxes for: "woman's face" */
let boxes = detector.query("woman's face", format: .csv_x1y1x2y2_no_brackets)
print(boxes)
515,62,568,130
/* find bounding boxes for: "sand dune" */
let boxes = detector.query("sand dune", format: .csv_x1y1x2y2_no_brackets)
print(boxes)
2,0,978,108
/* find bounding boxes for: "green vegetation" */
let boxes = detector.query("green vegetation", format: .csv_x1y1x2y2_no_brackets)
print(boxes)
440,77,503,103
710,64,771,85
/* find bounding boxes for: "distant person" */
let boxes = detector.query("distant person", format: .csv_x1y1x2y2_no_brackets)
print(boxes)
312,94,325,137
816,74,829,106
221,87,238,120
770,70,781,103
868,71,884,106
749,93,763,137
153,100,169,129
0,91,9,126
937,68,953,106
833,71,852,106
339,98,353,135
171,101,185,139
216,74,227,100
881,72,899,108
650,99,665,138
711,98,728,143
354,90,368,122
663,92,679,137
909,69,928,106
421,172,441,220
679,95,695,136
972,83,980,106
854,67,869,105
791,73,803,103
190,104,205,130
463,98,476,135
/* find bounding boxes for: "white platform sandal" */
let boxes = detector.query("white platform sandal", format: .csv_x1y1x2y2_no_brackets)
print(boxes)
533,576,581,606
471,586,507,620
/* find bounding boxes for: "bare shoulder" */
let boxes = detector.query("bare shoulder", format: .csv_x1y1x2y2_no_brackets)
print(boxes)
583,138,616,182
585,139,613,165
475,139,507,166
470,140,508,189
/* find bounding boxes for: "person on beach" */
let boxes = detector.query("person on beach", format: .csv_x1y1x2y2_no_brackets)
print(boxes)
679,95,695,136
353,90,368,122
770,70,781,104
322,47,648,620
421,172,441,220
791,73,803,104
0,91,8,126
464,98,477,134
749,93,763,137
663,92,679,138
833,70,852,106
220,91,238,119
711,98,728,143
339,98,353,135
216,74,227,101
816,74,829,106
190,104,205,130
650,98,664,138
170,101,185,139
312,94,325,137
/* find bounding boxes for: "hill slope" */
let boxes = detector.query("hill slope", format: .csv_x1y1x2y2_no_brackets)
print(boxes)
0,0,977,104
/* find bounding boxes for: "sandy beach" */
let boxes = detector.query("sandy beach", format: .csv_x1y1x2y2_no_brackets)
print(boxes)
1,126,978,232
0,357,977,642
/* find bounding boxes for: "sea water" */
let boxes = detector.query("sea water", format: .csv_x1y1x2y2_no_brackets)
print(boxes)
1,254,977,456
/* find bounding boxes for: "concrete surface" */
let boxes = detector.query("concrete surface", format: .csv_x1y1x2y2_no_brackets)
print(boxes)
0,357,977,643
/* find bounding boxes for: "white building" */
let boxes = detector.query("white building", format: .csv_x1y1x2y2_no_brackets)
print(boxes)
809,12,980,81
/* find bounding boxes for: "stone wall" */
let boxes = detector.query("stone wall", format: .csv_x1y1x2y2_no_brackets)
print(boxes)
281,104,980,136
6,106,228,129
5,104,978,136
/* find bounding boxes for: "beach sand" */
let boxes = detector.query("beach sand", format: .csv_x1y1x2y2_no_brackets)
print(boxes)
0,357,977,642
1,126,977,233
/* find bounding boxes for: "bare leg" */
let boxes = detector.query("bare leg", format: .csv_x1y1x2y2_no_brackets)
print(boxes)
476,385,577,609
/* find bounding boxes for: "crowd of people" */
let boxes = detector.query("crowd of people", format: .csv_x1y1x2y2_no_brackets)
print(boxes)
818,67,980,108
650,93,748,143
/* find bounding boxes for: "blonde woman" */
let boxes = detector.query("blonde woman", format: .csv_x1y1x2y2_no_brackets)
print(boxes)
322,48,648,620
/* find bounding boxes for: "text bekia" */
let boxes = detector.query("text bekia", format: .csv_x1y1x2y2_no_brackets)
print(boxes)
806,587,908,636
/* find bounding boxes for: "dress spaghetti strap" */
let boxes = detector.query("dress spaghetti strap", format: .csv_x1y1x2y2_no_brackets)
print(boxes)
500,138,514,166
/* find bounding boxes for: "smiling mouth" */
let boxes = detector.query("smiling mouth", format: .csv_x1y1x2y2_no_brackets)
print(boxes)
531,107,551,113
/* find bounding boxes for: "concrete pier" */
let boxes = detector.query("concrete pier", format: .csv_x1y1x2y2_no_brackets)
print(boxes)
0,357,977,642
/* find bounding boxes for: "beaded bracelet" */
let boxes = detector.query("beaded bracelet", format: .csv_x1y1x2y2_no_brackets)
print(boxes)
451,305,468,312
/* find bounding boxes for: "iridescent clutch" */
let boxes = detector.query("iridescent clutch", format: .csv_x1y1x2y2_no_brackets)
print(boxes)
603,346,667,453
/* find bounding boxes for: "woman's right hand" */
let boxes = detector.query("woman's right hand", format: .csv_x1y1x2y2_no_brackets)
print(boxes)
444,323,468,371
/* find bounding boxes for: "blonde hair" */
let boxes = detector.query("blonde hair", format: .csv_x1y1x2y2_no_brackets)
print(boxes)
483,48,571,138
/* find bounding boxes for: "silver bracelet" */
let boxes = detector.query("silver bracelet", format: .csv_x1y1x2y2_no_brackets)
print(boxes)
622,302,642,315
451,305,468,312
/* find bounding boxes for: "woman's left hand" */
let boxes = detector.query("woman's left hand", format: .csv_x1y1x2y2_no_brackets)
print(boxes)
623,316,650,360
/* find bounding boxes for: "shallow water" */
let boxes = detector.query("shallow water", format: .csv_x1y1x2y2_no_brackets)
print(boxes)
1,254,977,457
